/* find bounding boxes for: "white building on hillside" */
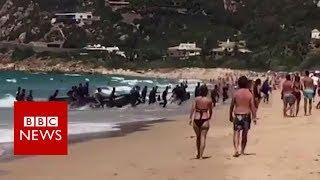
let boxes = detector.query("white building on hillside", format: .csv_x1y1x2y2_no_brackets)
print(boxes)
167,43,201,59
52,12,100,25
212,39,251,59
83,44,126,58
311,29,320,39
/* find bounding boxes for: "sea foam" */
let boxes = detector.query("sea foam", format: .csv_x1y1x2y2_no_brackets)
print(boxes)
5,78,17,83
0,94,15,108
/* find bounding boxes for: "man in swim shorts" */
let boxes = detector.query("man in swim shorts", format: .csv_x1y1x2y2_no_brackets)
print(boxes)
281,74,296,117
302,71,314,116
229,76,257,157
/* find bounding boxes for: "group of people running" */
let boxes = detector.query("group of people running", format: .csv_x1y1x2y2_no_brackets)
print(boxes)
94,82,191,108
189,74,274,159
14,80,192,108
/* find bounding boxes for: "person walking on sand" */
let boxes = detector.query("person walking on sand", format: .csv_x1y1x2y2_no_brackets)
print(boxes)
210,85,220,107
253,79,262,108
189,85,213,159
222,83,229,103
302,71,314,116
195,82,201,97
292,75,302,116
229,76,256,157
281,74,296,117
261,78,271,103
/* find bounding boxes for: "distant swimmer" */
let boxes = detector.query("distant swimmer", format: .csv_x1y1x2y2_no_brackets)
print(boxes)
160,86,169,108
282,74,296,117
49,90,59,101
15,87,21,101
302,71,314,116
18,89,26,101
141,86,148,103
229,76,257,157
26,90,33,101
189,85,213,159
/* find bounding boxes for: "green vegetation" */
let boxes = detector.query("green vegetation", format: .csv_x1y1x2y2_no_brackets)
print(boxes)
5,0,320,71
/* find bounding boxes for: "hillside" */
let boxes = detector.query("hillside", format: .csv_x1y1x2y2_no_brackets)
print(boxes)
1,0,320,71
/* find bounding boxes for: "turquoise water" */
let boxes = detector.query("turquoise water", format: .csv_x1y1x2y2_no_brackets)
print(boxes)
0,71,199,152
0,71,177,107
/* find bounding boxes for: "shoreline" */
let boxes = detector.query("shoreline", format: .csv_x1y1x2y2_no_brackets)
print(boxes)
2,90,320,179
0,59,257,81
0,118,170,162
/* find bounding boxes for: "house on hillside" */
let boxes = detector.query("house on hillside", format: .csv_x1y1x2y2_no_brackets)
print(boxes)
51,12,100,25
311,29,320,39
83,44,126,58
167,43,201,59
106,0,130,11
212,39,251,59
309,29,320,53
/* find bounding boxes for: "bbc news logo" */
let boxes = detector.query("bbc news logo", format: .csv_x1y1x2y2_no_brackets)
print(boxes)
14,102,68,155
20,116,62,141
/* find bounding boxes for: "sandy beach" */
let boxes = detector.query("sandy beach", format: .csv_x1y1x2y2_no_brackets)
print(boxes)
1,90,320,180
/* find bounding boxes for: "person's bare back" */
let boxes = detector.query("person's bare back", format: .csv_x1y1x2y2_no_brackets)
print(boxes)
282,80,293,94
233,89,256,116
302,76,314,90
193,96,212,120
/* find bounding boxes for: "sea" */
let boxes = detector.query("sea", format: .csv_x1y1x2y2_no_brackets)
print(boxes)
0,71,201,157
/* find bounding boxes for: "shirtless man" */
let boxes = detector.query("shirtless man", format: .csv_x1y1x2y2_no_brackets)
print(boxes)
282,74,296,117
229,76,256,157
302,71,314,116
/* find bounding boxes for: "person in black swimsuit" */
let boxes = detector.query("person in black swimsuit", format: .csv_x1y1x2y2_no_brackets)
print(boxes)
292,75,302,116
210,85,220,107
253,79,262,108
189,85,213,159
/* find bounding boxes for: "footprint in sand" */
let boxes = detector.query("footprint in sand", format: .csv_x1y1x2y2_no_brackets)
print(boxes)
146,168,158,175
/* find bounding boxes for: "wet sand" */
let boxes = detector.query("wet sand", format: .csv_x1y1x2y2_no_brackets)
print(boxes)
1,90,320,180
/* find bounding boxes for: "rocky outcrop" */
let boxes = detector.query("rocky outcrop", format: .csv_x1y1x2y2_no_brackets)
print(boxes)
0,56,252,80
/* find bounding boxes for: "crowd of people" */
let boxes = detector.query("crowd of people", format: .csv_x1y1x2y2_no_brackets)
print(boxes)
93,83,191,108
189,71,320,159
281,71,320,117
15,80,193,109
189,73,275,159
15,87,33,102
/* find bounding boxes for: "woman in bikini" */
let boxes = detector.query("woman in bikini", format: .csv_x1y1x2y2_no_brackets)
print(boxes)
292,75,302,116
189,85,213,159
